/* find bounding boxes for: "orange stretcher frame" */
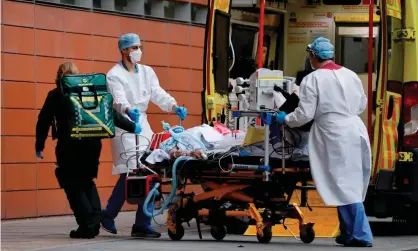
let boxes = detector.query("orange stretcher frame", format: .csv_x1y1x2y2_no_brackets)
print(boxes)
161,163,315,244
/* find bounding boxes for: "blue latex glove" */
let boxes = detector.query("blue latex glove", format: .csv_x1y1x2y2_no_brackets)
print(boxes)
275,111,287,125
134,123,142,134
127,108,140,123
36,151,44,159
174,106,188,120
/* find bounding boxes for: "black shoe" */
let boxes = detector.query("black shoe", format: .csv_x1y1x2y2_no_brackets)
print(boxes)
94,224,100,237
344,239,373,247
335,235,346,245
69,227,96,239
131,224,161,238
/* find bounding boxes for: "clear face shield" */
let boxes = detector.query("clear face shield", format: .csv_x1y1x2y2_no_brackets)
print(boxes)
305,47,316,70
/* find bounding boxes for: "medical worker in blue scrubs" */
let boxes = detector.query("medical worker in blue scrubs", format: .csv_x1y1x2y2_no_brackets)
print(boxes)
276,37,373,247
101,33,187,238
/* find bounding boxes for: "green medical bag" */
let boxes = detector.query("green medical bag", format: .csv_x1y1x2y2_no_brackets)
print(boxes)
59,73,115,139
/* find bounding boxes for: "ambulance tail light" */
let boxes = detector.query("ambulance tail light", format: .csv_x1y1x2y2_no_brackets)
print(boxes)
403,82,418,148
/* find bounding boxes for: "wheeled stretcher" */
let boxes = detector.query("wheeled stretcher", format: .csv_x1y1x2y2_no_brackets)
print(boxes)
125,111,316,244
150,154,315,244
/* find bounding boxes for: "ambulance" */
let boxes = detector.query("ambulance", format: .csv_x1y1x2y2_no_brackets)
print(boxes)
202,0,418,233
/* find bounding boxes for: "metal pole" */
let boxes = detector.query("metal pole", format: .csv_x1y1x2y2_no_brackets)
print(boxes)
367,0,374,139
281,124,285,174
258,0,265,69
135,115,140,169
135,134,140,169
264,123,270,181
301,180,307,207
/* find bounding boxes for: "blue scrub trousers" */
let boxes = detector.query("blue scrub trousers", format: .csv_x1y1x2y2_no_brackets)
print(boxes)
102,173,154,229
337,203,373,245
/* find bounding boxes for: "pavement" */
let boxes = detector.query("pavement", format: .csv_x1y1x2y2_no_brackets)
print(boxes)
1,212,418,251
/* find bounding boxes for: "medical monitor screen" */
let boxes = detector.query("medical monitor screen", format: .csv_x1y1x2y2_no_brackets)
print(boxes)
213,10,231,94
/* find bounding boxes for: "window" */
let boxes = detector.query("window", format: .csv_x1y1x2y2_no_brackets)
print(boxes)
61,0,74,4
229,24,258,79
13,0,207,25
93,0,101,8
115,0,127,12
191,4,207,24
213,10,231,94
165,1,176,19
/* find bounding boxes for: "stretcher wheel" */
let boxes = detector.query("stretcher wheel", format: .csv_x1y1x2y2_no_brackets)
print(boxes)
300,226,315,244
168,225,185,241
210,225,227,241
256,225,272,244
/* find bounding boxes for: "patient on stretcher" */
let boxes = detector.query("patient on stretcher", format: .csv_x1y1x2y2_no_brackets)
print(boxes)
145,88,313,165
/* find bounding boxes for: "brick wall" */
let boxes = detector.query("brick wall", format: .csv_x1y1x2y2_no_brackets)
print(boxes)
1,0,206,219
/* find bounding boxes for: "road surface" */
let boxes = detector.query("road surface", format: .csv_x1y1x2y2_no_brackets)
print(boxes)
2,212,418,251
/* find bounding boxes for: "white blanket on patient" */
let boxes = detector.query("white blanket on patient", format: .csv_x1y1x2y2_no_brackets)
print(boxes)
145,124,309,164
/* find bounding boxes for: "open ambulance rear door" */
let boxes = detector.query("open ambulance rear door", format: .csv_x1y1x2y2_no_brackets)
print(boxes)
202,0,232,124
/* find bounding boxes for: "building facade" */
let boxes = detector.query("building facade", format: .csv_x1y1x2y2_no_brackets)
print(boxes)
1,0,207,219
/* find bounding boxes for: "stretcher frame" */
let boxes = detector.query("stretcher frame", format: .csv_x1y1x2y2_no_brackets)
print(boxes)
154,111,316,244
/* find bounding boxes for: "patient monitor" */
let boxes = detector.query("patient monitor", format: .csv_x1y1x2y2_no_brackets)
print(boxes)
234,68,291,111
248,68,284,110
229,68,296,131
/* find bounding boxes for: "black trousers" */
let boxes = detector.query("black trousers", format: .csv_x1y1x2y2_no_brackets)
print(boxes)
55,167,101,229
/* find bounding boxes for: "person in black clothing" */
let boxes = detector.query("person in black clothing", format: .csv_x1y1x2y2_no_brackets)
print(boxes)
35,62,141,239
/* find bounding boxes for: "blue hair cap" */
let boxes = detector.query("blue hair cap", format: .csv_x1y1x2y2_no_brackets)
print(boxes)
306,37,334,60
118,33,141,51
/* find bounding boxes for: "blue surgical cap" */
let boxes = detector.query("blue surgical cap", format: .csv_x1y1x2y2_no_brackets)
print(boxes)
306,37,334,60
118,33,141,51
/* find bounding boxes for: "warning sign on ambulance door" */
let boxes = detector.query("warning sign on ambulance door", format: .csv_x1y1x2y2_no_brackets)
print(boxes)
386,0,401,19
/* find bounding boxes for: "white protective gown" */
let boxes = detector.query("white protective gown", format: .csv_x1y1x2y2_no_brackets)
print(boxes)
285,62,371,206
106,63,177,175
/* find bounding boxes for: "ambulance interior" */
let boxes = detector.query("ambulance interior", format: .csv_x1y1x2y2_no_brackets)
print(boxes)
221,0,383,130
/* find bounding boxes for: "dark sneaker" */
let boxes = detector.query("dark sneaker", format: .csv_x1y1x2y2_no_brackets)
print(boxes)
94,224,100,237
101,217,117,234
335,235,347,245
69,227,96,239
131,224,161,238
344,239,373,247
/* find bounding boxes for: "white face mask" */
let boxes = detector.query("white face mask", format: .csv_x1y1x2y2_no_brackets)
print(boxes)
129,49,142,63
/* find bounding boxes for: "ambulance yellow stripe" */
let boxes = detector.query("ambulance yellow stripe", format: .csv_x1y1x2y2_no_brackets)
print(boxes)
378,92,402,172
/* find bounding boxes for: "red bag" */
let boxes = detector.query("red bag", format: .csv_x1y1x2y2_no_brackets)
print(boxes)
150,132,171,150
213,122,232,136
